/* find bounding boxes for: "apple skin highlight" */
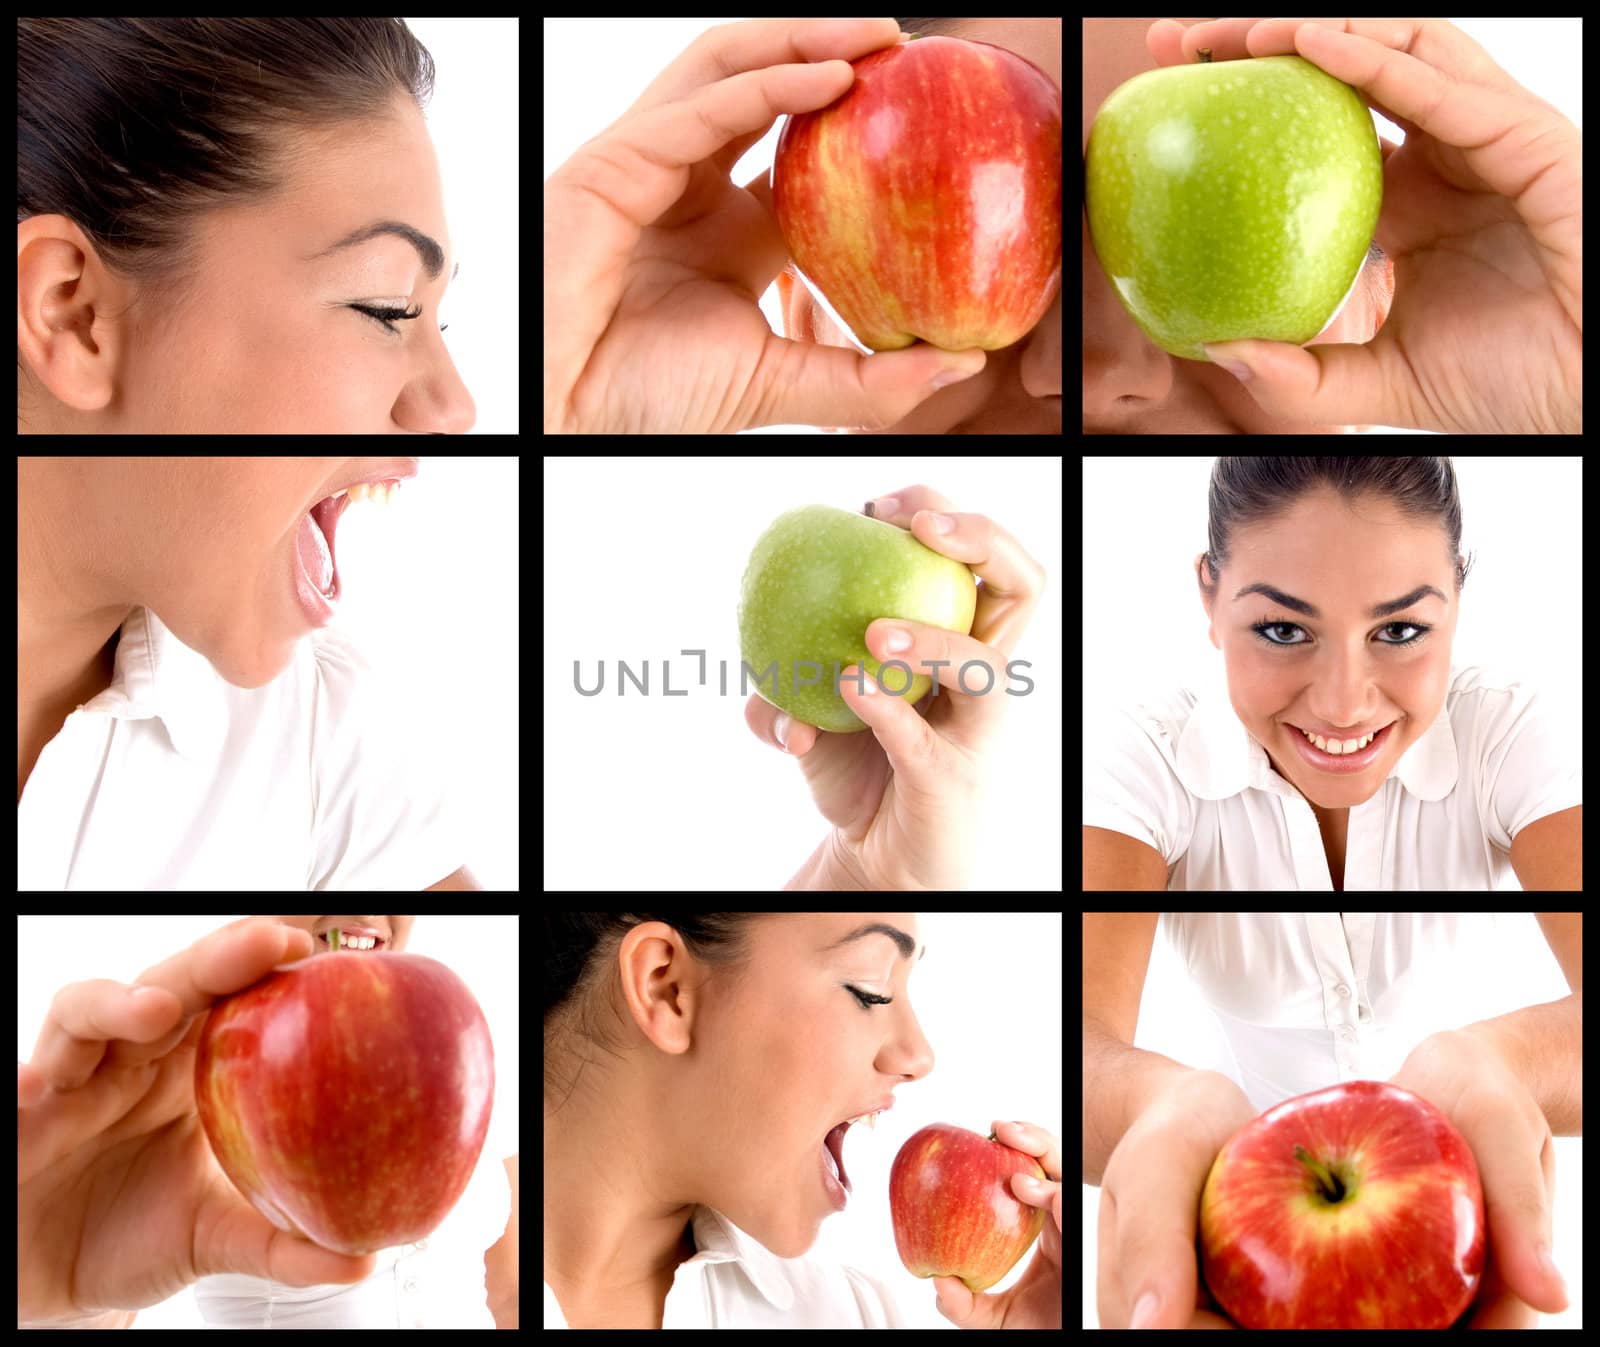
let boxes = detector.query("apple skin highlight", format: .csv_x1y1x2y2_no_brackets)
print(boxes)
1198,1080,1485,1329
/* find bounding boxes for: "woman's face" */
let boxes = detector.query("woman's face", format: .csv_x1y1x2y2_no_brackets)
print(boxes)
591,914,936,1260
1200,489,1460,812
18,455,419,692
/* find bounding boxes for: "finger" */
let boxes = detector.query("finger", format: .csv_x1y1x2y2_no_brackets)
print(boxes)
864,494,1046,654
194,1184,378,1288
992,1119,1062,1182
837,662,950,777
1475,1130,1568,1313
864,619,1010,741
932,1274,989,1328
27,920,314,1089
25,979,188,1090
624,18,904,115
743,692,819,756
1204,335,1406,428
757,334,987,431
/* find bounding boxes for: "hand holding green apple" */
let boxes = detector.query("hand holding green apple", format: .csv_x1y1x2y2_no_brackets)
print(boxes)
1098,18,1582,434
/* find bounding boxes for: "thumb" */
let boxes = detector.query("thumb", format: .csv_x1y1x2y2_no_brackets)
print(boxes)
1202,338,1388,428
933,1274,989,1326
767,340,986,430
196,1189,378,1288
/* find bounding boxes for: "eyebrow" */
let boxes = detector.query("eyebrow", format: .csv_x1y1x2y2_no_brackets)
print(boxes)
310,219,459,283
1234,582,1448,620
825,922,927,962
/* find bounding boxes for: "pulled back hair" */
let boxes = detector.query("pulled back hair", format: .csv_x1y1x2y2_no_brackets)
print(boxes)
17,19,436,304
544,913,765,1108
1198,456,1475,601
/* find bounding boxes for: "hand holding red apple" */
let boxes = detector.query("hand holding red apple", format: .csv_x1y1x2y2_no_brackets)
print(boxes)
890,1120,1061,1329
1199,1080,1485,1329
1095,1069,1257,1329
19,920,379,1329
544,18,994,434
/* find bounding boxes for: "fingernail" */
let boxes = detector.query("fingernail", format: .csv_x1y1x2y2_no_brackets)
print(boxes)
926,512,955,534
880,625,911,653
1131,1290,1161,1329
931,363,980,391
865,496,899,518
1203,343,1255,382
773,712,791,750
1015,1172,1041,1191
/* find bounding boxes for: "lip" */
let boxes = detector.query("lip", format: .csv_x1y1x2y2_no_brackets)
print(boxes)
835,1095,896,1127
1285,719,1398,775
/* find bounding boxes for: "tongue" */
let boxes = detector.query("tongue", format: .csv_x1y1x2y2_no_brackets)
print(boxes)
824,1122,850,1190
298,512,333,595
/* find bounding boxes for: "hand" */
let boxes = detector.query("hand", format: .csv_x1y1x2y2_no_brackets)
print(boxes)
543,19,987,434
749,485,1046,890
17,919,376,1327
932,1120,1061,1329
1389,1029,1571,1327
1147,18,1582,434
1096,1070,1257,1328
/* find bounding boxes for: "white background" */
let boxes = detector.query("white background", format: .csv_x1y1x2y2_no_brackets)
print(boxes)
405,17,519,434
328,454,520,890
1080,912,1583,1329
542,455,1063,891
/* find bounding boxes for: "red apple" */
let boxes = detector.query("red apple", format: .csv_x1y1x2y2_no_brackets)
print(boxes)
771,35,1062,352
194,952,494,1256
1199,1080,1485,1329
888,1122,1047,1293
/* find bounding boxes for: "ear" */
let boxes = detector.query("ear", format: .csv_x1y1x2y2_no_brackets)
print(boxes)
17,213,130,414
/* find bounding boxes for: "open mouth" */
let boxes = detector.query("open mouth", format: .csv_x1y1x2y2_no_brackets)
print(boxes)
318,929,388,952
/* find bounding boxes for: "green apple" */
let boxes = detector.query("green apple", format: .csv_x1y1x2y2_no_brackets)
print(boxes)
1085,53,1383,361
738,505,977,733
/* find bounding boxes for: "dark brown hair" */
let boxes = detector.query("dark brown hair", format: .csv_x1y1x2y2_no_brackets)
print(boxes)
17,19,435,303
543,913,766,1106
1199,457,1475,601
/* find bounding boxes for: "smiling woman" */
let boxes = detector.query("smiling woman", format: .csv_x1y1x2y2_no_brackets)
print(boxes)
17,18,474,433
1083,457,1582,891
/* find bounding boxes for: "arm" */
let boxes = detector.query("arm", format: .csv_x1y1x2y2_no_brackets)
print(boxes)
1509,805,1582,890
1082,913,1199,1184
783,831,865,890
1456,913,1582,1136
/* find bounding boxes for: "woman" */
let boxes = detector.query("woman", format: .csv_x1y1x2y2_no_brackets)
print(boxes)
17,457,479,890
543,913,1062,1328
1084,457,1582,890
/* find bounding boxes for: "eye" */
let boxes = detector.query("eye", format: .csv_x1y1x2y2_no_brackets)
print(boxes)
847,986,893,1011
350,303,423,336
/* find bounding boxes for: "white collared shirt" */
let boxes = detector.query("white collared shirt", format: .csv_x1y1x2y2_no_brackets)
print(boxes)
17,607,465,891
543,1206,919,1329
1156,913,1504,1110
1084,664,1580,891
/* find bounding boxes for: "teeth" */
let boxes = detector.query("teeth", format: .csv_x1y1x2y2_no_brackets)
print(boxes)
844,1110,882,1129
1299,726,1381,755
331,480,401,508
324,932,379,950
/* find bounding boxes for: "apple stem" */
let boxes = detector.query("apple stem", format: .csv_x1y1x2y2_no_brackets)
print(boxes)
1197,47,1213,63
331,929,340,952
1293,1145,1345,1202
